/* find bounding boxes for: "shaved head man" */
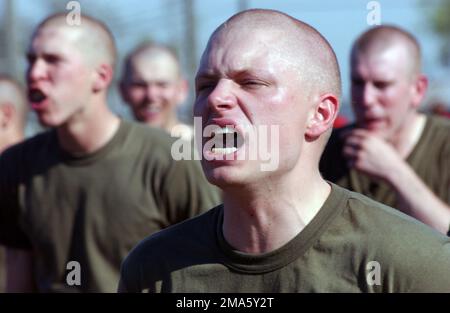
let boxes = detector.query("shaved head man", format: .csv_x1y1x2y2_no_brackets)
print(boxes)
321,25,450,236
119,11,450,293
0,13,219,292
120,43,193,140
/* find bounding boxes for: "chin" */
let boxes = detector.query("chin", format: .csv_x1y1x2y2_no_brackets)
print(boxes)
38,112,72,129
37,114,60,128
204,163,265,190
202,165,236,186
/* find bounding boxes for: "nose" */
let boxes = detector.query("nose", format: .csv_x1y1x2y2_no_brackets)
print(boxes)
207,79,236,112
145,84,160,102
362,83,377,108
27,58,47,83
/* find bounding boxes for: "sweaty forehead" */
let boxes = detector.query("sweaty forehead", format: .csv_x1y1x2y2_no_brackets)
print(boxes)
200,27,300,75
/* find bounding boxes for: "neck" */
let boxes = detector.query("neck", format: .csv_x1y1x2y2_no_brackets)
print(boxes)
222,161,331,254
389,112,426,158
57,97,120,156
164,116,180,134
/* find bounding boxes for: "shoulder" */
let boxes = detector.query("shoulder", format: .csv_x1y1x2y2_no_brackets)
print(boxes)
1,130,55,175
2,130,54,159
120,206,221,292
126,206,220,264
420,115,450,170
424,115,450,147
119,120,180,166
342,186,444,241
121,120,176,150
336,186,450,290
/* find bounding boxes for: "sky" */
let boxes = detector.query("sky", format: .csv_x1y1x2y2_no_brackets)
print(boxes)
1,0,448,134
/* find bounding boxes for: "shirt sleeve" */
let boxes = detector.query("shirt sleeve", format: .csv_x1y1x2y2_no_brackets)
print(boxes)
383,228,450,292
406,237,450,292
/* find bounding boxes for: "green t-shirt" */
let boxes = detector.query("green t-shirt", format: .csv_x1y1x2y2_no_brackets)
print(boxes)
320,115,450,208
119,183,450,292
0,120,221,292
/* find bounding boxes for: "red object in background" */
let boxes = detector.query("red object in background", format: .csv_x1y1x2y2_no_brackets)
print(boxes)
333,115,348,129
430,102,450,119
435,110,450,119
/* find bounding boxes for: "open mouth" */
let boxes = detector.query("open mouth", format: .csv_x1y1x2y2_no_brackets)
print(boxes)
28,88,47,105
208,126,245,155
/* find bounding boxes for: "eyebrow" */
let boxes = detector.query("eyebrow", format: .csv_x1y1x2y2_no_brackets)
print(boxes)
196,68,274,80
195,72,217,81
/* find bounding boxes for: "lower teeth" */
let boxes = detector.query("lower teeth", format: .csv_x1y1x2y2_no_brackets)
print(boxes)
211,147,237,154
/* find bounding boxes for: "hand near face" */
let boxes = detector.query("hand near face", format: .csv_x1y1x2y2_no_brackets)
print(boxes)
342,129,402,181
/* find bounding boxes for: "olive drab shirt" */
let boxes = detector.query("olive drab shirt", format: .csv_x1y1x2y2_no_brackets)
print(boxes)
320,115,450,209
0,120,221,292
119,184,450,292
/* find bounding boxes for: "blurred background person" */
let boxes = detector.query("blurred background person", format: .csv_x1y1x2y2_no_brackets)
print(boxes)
120,42,194,141
321,25,450,235
0,13,219,293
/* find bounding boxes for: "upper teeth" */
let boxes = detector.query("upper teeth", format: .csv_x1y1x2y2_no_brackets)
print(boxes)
212,126,235,135
211,147,237,154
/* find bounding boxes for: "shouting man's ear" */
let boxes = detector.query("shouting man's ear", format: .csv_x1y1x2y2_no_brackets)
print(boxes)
410,74,428,110
92,64,114,93
305,93,339,141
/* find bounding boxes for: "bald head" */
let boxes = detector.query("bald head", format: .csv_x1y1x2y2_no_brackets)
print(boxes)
207,9,341,99
121,42,181,84
35,13,117,68
351,25,421,77
0,75,27,138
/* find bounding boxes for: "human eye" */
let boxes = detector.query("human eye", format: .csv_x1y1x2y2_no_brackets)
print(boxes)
240,78,268,90
131,81,146,88
373,81,390,89
44,54,61,64
156,81,169,88
195,79,216,93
